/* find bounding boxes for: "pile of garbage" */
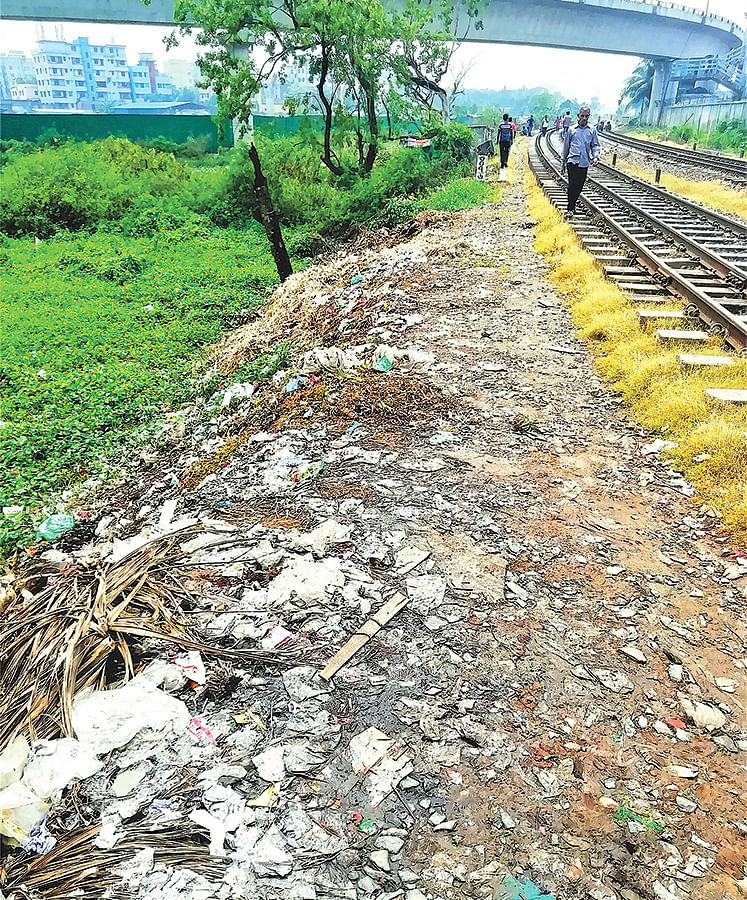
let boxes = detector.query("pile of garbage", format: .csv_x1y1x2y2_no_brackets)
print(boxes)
2,205,747,900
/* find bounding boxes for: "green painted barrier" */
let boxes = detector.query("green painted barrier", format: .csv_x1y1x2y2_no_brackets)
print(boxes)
0,113,233,150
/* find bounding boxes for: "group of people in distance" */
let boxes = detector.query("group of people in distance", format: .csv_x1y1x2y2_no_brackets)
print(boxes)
496,106,606,218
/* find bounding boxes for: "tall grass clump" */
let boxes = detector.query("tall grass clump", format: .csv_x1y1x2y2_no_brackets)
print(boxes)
526,169,747,539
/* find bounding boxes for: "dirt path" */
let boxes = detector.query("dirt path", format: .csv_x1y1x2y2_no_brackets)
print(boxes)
7,152,747,900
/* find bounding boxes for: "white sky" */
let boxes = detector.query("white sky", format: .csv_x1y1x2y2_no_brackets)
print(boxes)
1,0,744,112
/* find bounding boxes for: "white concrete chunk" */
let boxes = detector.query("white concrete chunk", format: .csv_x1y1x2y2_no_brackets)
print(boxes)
657,329,708,342
705,389,747,405
678,354,733,368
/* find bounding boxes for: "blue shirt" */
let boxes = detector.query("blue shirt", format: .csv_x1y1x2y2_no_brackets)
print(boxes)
562,124,601,168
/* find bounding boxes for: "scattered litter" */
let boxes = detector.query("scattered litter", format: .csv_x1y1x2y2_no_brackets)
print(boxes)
680,697,726,731
290,460,324,483
71,668,191,755
349,727,413,806
593,669,635,694
494,875,556,899
613,798,663,832
321,592,409,680
174,650,207,685
36,513,74,541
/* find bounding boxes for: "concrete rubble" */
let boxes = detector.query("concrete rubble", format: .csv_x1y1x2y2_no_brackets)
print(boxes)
1,152,745,900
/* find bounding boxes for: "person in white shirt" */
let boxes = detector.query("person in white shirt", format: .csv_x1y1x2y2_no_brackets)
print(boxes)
560,107,601,217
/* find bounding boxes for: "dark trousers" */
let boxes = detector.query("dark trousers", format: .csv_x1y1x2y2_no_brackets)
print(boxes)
499,141,511,167
566,162,588,211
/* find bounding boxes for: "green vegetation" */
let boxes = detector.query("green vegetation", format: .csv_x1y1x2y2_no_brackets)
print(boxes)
0,125,489,554
631,119,747,155
0,225,278,552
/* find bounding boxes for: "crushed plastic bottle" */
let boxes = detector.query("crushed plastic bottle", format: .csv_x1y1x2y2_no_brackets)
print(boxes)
36,513,75,542
494,876,555,900
372,356,393,372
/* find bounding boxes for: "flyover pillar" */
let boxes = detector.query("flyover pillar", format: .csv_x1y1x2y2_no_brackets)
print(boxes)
646,59,671,126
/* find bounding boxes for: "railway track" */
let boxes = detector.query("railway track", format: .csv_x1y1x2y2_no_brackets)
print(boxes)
599,130,747,185
528,132,747,397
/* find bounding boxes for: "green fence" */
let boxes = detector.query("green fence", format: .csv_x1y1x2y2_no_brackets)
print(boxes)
1,112,420,148
0,113,233,150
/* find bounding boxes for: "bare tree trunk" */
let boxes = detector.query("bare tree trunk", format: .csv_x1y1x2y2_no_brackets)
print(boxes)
247,142,292,282
359,72,379,175
317,42,343,176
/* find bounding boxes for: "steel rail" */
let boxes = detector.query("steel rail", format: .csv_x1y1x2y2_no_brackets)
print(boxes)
529,134,747,351
546,134,747,284
600,130,747,181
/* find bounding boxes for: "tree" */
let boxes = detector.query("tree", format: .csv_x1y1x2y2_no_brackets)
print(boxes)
389,0,483,125
619,59,656,118
172,0,395,177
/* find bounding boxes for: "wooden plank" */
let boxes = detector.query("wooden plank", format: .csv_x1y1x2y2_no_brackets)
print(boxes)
320,592,409,680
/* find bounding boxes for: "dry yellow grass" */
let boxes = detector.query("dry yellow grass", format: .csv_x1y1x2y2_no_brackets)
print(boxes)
525,169,747,541
616,159,747,222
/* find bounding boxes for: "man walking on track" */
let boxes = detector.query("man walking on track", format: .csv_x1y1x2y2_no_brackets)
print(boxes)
497,113,513,170
560,107,600,218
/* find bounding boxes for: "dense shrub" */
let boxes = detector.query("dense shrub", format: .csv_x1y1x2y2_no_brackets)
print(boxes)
0,125,482,244
0,138,194,237
661,119,747,153
428,123,475,163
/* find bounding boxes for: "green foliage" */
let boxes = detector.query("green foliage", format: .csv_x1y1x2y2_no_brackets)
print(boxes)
233,343,292,382
619,59,655,114
456,87,580,119
428,123,474,163
636,119,747,155
0,224,282,553
0,138,194,237
424,177,497,211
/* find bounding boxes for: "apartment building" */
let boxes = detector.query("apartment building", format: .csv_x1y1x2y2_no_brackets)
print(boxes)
255,61,315,115
163,59,200,90
128,53,175,102
30,39,174,110
0,51,38,101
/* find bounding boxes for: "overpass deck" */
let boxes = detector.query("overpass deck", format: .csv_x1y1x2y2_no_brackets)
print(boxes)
2,0,743,59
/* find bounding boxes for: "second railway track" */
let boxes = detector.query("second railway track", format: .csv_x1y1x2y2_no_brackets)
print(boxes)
599,130,747,185
528,132,747,366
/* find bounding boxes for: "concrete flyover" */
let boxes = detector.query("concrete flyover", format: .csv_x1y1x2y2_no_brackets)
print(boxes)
2,0,743,61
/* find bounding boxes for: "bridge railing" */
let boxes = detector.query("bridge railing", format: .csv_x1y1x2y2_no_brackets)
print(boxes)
671,45,746,94
571,0,744,37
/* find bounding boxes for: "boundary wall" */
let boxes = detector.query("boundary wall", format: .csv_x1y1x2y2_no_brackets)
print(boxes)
659,101,747,129
0,114,337,147
0,113,234,149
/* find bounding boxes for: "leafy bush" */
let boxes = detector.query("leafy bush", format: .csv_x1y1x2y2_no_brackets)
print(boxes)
370,196,423,228
0,138,194,237
428,123,474,163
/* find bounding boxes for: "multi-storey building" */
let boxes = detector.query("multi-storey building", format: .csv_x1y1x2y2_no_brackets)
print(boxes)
0,51,36,101
32,39,86,109
255,61,315,115
163,59,200,90
128,53,175,101
33,38,131,109
31,39,174,110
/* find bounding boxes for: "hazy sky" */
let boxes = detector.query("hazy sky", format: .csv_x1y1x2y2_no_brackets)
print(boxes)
1,0,744,112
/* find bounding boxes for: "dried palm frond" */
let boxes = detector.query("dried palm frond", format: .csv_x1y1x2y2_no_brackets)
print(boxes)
0,529,307,753
1,819,224,899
